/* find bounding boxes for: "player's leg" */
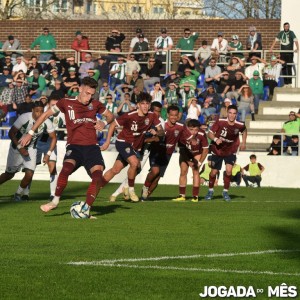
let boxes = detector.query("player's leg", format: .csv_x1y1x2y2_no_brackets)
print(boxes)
126,154,140,202
102,159,126,185
205,155,222,200
222,155,236,201
110,178,129,202
142,166,160,200
48,161,58,200
190,160,201,202
173,161,188,201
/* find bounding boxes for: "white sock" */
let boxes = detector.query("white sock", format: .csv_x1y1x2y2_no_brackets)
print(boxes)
50,174,58,196
22,184,31,196
16,185,25,195
51,196,60,205
129,187,135,193
112,179,128,197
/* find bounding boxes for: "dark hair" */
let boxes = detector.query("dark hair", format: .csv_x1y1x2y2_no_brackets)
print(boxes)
138,92,152,103
184,28,190,32
151,102,162,110
33,101,45,108
284,22,289,26
81,77,98,89
167,105,179,113
31,55,38,60
124,92,131,97
202,40,207,45
154,81,160,86
227,104,238,112
250,154,257,159
48,95,61,102
186,119,200,128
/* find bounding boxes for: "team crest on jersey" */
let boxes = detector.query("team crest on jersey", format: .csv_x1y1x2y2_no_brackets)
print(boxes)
144,118,149,126
234,128,239,135
66,150,72,156
53,118,58,125
88,103,93,110
125,147,130,154
174,130,179,137
131,121,138,131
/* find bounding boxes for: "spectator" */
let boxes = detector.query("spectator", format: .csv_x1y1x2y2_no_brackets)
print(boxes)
105,29,125,61
211,32,228,62
27,69,46,99
87,68,100,82
16,94,33,116
27,56,43,76
0,55,13,73
46,69,63,94
61,56,79,78
30,27,56,64
205,58,222,87
263,55,285,100
179,83,196,112
176,28,199,57
267,135,285,155
131,86,142,104
270,22,299,87
179,68,200,90
71,31,90,62
194,40,211,73
288,135,299,156
150,81,165,103
219,98,232,118
2,35,22,64
12,78,28,106
109,56,126,89
177,55,195,76
128,28,149,56
104,94,118,116
213,71,231,100
50,79,65,99
79,53,94,80
0,66,13,90
227,162,242,187
117,92,136,115
115,83,133,102
186,97,201,120
227,35,244,60
246,26,263,60
249,70,264,113
163,71,181,88
0,79,15,124
237,85,255,122
67,84,79,97
200,85,220,119
12,56,27,75
95,55,111,89
129,70,144,92
154,28,173,69
99,82,115,103
242,154,265,188
143,57,162,92
199,156,219,186
43,58,62,76
125,54,141,84
165,82,180,106
245,56,266,80
281,111,300,147
63,67,81,90
14,70,27,85
226,56,245,79
225,71,247,101
133,34,149,65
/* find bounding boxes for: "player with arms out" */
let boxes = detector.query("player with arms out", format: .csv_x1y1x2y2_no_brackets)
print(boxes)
173,119,209,202
20,77,114,218
0,101,56,201
205,104,247,201
100,92,164,202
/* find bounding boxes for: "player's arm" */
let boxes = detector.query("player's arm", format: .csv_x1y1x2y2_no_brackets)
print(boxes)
240,128,247,151
208,130,222,145
43,131,57,165
199,147,209,166
9,126,29,157
259,163,265,173
94,109,114,131
100,120,117,151
19,108,55,147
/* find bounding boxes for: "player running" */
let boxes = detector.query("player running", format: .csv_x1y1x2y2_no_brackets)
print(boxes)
0,101,56,201
100,92,164,202
19,77,114,218
172,119,209,202
205,104,247,201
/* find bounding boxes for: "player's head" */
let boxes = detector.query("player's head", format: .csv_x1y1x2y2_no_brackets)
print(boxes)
186,119,200,136
250,154,257,162
137,92,151,115
150,101,162,117
227,104,238,122
32,100,45,120
167,105,179,124
78,77,98,105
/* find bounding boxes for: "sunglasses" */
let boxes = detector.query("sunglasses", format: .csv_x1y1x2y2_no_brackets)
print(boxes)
184,32,190,35
111,32,118,34
149,60,155,62
103,85,108,87
106,97,112,99
117,59,123,61
130,56,135,58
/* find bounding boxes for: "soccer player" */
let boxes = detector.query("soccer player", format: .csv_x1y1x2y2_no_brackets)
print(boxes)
0,101,56,201
19,77,114,218
172,119,209,202
100,92,164,202
141,105,185,200
205,104,247,201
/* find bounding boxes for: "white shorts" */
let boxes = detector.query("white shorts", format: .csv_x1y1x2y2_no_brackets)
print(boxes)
5,143,37,173
36,140,57,165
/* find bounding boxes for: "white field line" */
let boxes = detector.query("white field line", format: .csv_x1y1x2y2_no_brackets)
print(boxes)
103,200,300,203
68,249,299,265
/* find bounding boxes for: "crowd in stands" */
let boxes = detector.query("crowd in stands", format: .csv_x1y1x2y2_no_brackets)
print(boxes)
0,23,299,153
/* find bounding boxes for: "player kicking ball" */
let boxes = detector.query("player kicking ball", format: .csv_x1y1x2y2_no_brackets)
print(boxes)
19,77,114,218
205,104,247,201
0,101,56,201
100,93,164,202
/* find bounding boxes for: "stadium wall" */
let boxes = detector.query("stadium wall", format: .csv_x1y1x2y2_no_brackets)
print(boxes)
1,140,299,188
0,19,280,54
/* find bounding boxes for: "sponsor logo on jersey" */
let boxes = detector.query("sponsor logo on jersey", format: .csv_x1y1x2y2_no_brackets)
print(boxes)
234,128,240,135
145,118,149,126
174,130,179,137
131,121,138,131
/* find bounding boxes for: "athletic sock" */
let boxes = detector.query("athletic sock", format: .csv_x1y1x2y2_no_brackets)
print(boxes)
179,186,186,196
223,173,231,190
50,174,58,196
192,186,199,197
51,196,60,206
55,162,75,197
128,178,135,188
208,174,216,189
86,170,103,206
16,185,24,195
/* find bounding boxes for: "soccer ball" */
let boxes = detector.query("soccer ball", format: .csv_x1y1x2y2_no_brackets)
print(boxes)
70,201,89,219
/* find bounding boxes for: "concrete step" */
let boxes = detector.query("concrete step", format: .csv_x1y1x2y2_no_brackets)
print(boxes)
245,119,284,130
273,87,300,102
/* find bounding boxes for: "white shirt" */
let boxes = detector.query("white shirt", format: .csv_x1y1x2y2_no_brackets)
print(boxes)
211,38,228,54
110,63,126,80
154,36,173,54
245,63,265,80
130,37,149,49
264,63,283,82
187,104,201,120
12,61,28,74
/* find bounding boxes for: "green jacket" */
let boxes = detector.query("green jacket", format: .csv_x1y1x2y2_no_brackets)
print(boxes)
249,78,264,95
30,34,57,51
0,41,4,58
179,69,200,89
176,33,199,54
27,76,47,92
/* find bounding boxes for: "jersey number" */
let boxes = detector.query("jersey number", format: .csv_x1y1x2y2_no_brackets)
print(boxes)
220,128,227,137
68,109,75,120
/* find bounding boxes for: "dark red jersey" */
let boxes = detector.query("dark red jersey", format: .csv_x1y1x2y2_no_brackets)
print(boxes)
115,110,161,150
52,97,107,146
209,118,246,156
179,128,209,157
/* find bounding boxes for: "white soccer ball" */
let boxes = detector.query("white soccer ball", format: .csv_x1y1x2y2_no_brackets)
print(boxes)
70,201,89,219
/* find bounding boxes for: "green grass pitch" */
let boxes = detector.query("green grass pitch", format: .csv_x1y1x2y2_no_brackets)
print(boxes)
0,180,299,299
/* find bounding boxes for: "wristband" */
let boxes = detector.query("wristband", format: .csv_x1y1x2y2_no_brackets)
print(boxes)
214,137,218,142
46,150,52,156
102,120,108,126
17,144,22,150
28,129,34,136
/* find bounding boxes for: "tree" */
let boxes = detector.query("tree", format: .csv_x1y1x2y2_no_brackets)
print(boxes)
203,0,281,19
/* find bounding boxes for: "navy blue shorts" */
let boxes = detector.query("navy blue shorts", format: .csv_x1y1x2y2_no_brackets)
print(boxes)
149,150,172,177
115,140,139,167
210,153,236,170
179,147,198,169
64,144,105,175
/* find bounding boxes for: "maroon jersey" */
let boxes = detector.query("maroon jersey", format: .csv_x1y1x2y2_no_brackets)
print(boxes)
179,128,209,157
209,118,246,156
115,110,161,150
52,97,106,146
